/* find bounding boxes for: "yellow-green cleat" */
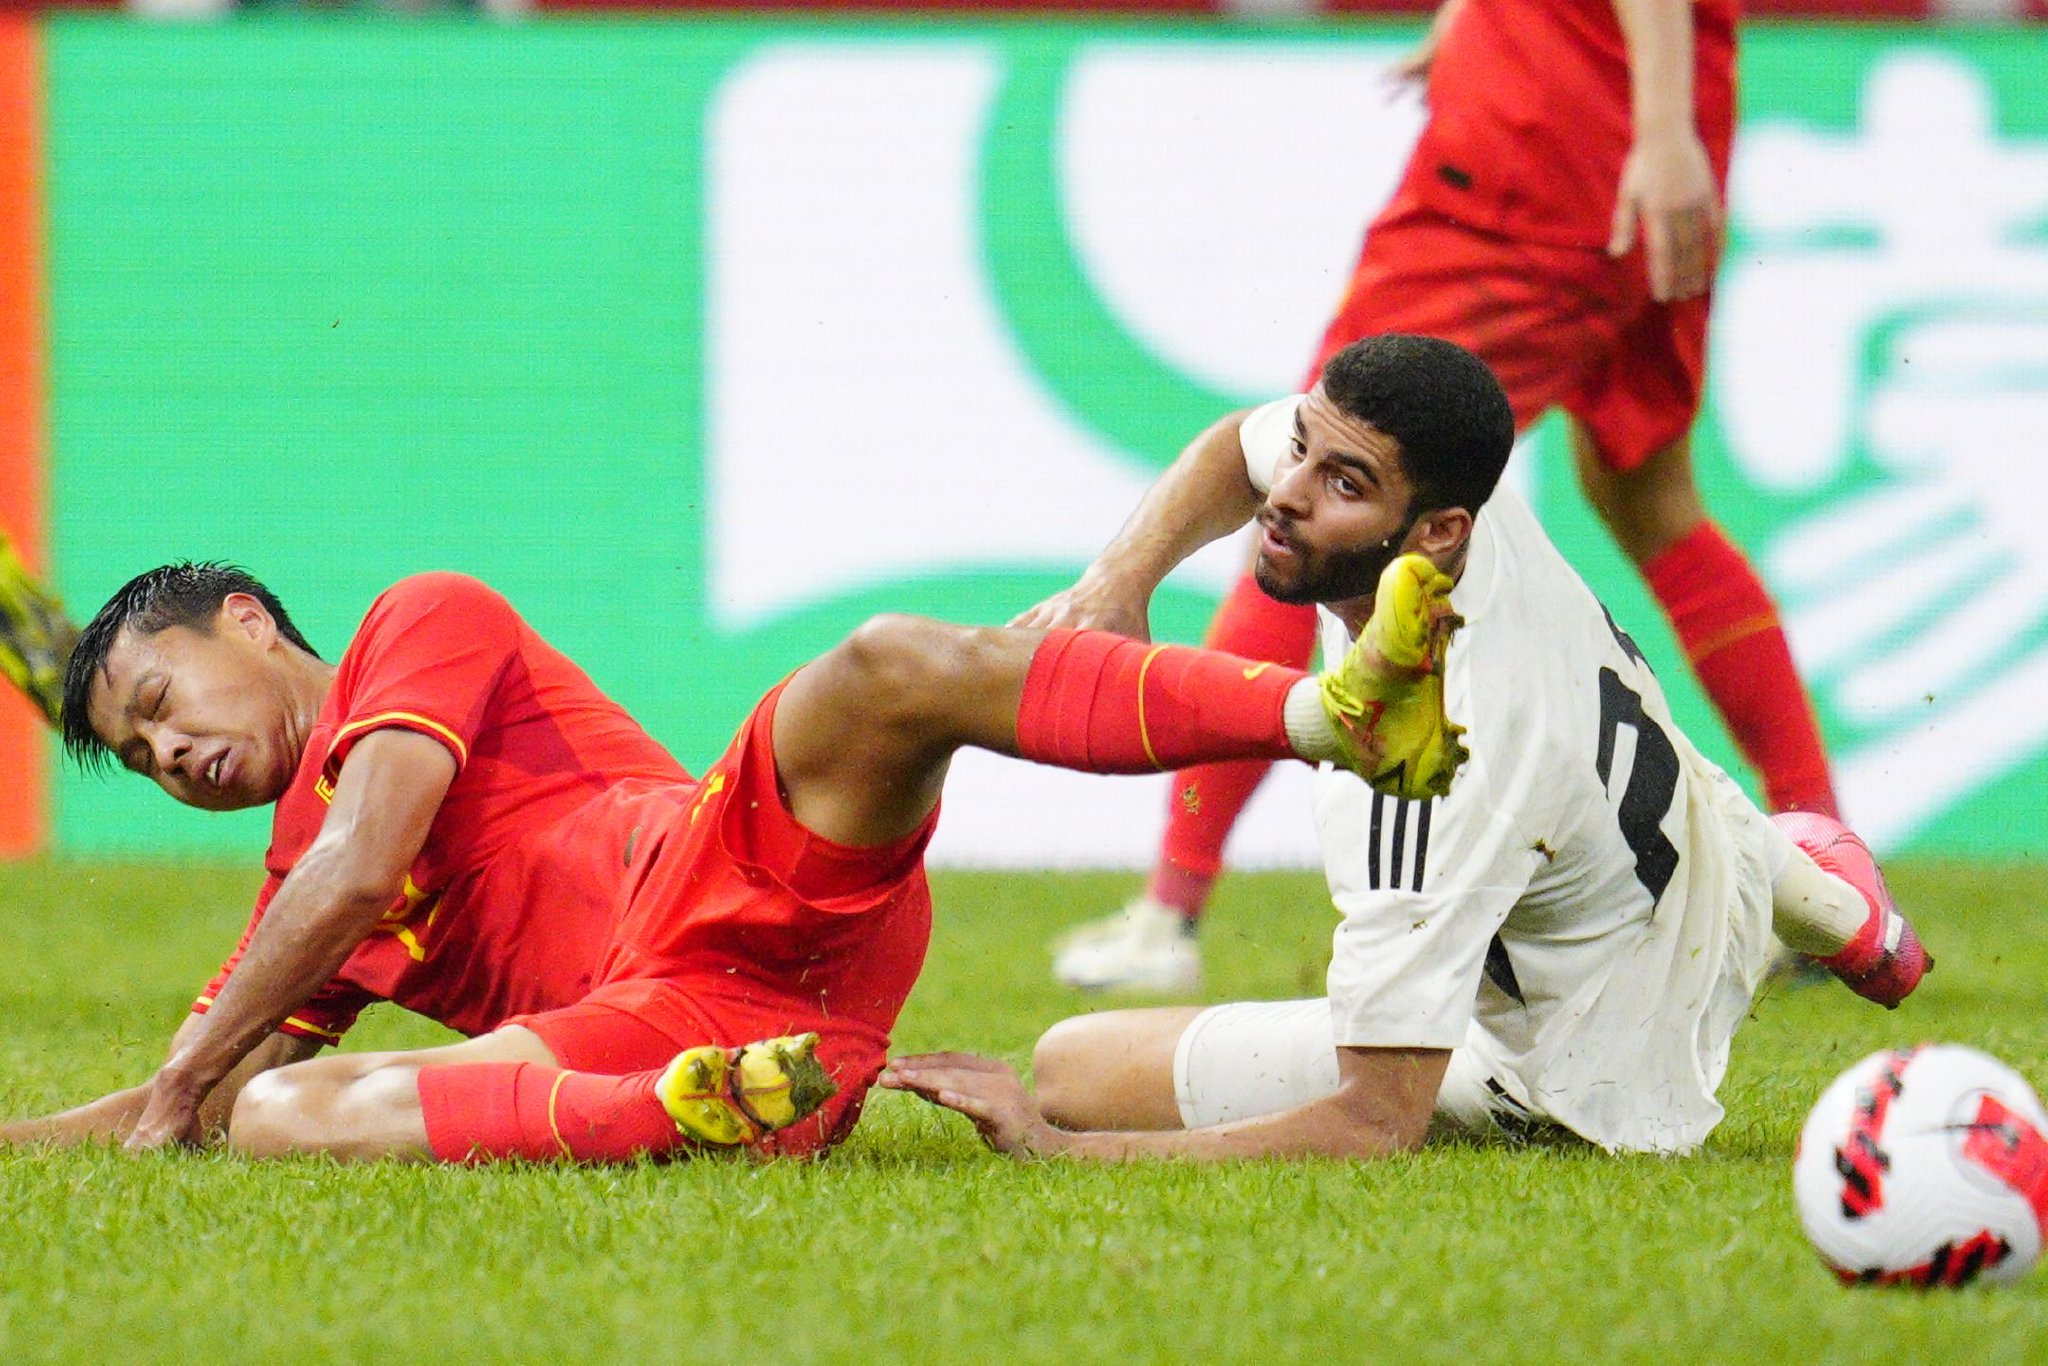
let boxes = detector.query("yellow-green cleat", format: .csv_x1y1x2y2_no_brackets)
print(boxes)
1318,553,1468,801
0,536,76,728
655,1031,838,1148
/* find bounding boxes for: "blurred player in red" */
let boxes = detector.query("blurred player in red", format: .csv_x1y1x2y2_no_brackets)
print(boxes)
1047,0,1838,993
0,549,1448,1163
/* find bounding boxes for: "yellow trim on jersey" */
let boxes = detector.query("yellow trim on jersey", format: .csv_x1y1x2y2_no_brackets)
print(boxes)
333,710,471,770
388,924,428,963
1134,645,1167,771
283,1015,346,1042
192,995,346,1042
689,771,727,824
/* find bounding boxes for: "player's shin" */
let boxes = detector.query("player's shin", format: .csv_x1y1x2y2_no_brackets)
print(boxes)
1013,630,1307,774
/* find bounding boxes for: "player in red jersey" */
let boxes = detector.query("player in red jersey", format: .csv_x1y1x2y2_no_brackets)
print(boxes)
0,443,1474,1166
1046,0,1841,993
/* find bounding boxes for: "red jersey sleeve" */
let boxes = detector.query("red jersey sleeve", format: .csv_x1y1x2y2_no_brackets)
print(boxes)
322,572,526,778
192,876,377,1044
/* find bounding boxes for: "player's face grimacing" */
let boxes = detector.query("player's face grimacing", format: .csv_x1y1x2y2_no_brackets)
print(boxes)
84,598,301,812
1254,386,1420,611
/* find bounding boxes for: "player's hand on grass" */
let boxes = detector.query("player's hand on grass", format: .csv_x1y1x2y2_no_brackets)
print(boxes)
880,1052,1063,1158
123,1068,206,1152
1608,126,1722,303
1009,577,1151,641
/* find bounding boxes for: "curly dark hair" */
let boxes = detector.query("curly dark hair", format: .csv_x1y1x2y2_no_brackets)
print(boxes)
61,561,320,772
1317,334,1516,518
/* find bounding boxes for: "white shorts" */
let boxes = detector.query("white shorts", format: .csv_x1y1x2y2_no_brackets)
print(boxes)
1170,998,1564,1143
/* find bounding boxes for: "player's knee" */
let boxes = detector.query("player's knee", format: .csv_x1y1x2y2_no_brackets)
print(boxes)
831,614,973,724
1031,1017,1100,1130
226,1066,313,1158
228,1059,421,1159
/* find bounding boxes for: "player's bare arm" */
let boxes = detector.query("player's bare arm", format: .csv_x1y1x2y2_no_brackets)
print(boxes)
881,1045,1448,1162
1608,0,1721,302
0,1027,321,1149
1011,409,1260,637
125,728,456,1150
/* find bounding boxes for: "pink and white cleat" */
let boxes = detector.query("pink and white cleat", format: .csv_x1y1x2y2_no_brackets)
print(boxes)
1774,811,1931,1009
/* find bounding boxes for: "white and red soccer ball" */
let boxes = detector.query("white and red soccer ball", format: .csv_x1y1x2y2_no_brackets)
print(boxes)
1794,1044,2048,1287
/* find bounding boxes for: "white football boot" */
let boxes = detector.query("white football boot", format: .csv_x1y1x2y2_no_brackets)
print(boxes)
1051,896,1201,994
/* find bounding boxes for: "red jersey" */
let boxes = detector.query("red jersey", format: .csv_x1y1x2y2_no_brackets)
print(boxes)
1399,0,1737,249
196,572,693,1042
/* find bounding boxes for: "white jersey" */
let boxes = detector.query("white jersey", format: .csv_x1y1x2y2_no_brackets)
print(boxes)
1241,398,1787,1154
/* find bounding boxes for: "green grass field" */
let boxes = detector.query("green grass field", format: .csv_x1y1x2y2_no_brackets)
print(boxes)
0,856,2044,1362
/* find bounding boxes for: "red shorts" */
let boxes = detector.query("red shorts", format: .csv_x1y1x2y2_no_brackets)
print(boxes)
1310,190,1711,473
505,684,936,1156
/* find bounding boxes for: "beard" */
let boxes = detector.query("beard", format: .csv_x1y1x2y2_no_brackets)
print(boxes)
1252,509,1411,606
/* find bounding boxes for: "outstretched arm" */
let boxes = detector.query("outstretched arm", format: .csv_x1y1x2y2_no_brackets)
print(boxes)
881,1045,1447,1162
1607,0,1721,302
0,1026,321,1149
124,728,456,1150
1011,410,1262,637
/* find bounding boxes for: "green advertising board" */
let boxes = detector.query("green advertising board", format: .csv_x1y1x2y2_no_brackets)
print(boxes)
40,18,2048,861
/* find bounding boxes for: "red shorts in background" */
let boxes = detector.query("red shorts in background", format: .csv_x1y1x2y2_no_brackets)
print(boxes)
507,684,936,1157
1310,190,1711,473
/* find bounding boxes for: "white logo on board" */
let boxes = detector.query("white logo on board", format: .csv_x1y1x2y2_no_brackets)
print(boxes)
704,42,1422,632
1718,52,2048,848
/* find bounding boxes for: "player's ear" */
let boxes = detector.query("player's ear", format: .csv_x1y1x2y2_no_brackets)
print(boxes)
1412,507,1472,559
219,591,278,648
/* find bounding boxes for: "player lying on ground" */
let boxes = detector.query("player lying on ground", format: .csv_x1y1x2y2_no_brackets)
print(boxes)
884,334,1930,1162
0,491,1455,1162
0,530,76,725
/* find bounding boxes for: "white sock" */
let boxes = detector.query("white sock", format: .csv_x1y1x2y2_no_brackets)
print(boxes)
1771,851,1872,957
1283,679,1342,763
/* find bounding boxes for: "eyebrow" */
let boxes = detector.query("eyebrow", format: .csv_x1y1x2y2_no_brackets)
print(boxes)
104,670,164,771
125,669,163,720
1300,403,1388,486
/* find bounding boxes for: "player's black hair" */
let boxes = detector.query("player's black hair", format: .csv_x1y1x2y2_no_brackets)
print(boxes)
1318,334,1515,519
60,561,320,772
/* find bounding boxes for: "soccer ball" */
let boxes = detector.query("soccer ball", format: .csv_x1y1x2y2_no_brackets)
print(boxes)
1793,1044,2048,1287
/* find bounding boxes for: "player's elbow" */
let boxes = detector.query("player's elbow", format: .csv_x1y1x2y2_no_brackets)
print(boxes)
1324,1086,1431,1160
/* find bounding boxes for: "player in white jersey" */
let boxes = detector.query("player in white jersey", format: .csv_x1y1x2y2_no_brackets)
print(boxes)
885,335,1928,1159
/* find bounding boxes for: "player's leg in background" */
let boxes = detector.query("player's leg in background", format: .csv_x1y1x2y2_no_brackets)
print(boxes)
1571,425,1838,818
1051,562,1319,993
1568,280,1839,820
0,529,78,726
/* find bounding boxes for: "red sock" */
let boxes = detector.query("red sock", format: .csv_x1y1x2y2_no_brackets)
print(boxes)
1644,522,1838,818
1015,629,1305,775
1149,574,1320,920
419,1061,681,1164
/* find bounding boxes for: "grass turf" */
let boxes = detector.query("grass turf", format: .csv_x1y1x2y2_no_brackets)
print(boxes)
0,856,2043,1361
